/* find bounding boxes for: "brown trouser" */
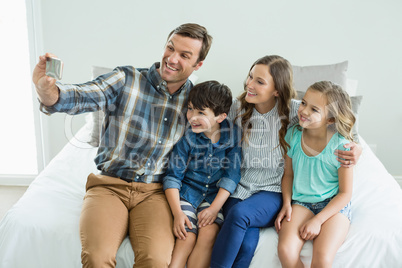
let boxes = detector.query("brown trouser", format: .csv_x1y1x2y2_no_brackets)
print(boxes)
79,173,174,268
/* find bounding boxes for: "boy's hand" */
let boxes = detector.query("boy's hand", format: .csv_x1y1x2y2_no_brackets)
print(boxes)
299,217,321,240
173,212,192,240
275,204,292,233
198,207,218,228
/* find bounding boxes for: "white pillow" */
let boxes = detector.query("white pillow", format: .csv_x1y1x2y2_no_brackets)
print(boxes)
292,61,349,94
345,78,358,96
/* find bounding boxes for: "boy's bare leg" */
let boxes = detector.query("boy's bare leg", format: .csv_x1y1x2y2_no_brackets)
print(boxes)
169,233,197,268
187,223,219,268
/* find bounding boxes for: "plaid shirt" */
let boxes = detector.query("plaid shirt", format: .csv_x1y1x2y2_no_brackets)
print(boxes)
40,63,192,183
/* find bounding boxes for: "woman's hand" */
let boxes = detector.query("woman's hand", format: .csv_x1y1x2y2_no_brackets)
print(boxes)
275,204,292,233
173,212,192,240
335,142,362,168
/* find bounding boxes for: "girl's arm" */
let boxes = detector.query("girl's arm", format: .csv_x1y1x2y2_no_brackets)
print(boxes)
165,188,193,240
275,155,294,232
299,166,353,240
198,188,230,228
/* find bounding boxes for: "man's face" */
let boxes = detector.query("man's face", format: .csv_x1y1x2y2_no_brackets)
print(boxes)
160,34,203,92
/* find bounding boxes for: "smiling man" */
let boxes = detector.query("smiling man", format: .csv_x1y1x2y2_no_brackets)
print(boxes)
32,23,212,268
160,33,204,93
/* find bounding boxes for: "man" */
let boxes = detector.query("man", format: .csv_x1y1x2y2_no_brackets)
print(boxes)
32,23,213,268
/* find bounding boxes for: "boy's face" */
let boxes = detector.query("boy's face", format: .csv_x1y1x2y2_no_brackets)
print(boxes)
186,102,225,138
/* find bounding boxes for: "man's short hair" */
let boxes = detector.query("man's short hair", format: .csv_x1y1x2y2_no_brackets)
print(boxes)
168,23,213,63
188,80,232,116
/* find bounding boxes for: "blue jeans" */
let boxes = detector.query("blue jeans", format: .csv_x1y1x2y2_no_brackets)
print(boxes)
211,191,282,268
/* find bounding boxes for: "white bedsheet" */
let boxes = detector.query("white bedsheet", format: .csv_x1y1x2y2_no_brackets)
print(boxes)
1,126,401,267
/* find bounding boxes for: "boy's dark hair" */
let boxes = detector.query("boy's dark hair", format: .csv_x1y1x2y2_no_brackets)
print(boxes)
188,80,232,116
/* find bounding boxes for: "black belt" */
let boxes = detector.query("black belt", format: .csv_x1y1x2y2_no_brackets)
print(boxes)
100,171,164,183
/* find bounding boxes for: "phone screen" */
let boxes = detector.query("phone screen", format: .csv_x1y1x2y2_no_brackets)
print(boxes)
45,57,63,80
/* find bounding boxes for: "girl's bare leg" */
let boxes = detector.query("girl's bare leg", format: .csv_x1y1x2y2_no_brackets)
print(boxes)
311,213,349,268
278,204,314,268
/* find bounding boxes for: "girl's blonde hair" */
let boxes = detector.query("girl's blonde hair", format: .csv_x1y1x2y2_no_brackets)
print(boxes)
308,81,356,142
235,55,296,156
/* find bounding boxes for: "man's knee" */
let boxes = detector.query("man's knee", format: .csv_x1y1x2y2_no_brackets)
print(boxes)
81,248,116,268
132,232,174,268
134,251,171,268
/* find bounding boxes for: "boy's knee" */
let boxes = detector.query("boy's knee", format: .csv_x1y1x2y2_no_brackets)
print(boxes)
197,228,218,246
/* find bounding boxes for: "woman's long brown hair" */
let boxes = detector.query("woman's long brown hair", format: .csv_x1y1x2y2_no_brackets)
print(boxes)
235,55,296,156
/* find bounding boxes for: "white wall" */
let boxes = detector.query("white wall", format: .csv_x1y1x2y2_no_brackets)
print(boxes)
38,0,402,176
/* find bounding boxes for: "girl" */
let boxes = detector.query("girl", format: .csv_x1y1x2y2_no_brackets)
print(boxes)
210,56,361,268
275,81,356,267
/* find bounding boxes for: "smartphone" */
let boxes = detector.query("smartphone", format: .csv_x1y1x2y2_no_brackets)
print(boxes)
46,57,63,80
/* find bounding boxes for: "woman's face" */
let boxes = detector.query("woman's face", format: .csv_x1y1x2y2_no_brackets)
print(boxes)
245,64,278,114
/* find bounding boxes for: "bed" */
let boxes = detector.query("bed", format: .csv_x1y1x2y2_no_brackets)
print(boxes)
1,62,402,267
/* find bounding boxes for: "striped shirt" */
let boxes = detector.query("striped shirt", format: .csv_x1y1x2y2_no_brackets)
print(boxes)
40,63,191,183
228,98,300,200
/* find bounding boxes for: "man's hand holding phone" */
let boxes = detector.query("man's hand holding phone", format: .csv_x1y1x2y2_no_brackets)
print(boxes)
32,53,62,106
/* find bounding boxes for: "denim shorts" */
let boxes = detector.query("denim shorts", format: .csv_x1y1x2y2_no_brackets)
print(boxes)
292,197,352,222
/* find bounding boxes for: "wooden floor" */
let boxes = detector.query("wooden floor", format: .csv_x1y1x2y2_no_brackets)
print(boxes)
0,186,28,221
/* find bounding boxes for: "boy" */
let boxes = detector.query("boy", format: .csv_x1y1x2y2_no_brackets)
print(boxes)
163,80,241,268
